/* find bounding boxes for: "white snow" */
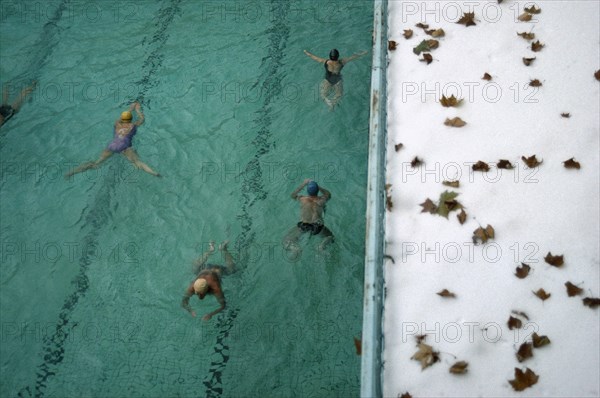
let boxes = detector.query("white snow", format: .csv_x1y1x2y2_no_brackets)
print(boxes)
383,1,600,397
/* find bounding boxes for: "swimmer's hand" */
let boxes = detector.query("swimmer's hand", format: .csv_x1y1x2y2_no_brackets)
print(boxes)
202,314,212,321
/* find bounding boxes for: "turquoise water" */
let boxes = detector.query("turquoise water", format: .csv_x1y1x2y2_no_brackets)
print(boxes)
0,1,373,397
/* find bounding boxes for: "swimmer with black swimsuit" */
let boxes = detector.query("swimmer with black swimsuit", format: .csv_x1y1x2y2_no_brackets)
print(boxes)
283,178,334,255
65,101,160,178
304,48,368,111
0,81,36,128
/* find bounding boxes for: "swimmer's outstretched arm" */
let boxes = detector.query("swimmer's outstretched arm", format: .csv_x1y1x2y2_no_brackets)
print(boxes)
132,101,144,126
341,50,368,64
319,185,332,201
202,294,226,321
291,178,311,199
181,286,197,317
303,50,327,63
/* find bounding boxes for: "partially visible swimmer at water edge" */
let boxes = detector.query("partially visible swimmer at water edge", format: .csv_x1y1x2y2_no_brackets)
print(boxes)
0,81,36,128
65,101,160,178
303,48,368,111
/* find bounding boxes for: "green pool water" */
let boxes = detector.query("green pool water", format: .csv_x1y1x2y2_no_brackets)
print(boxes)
0,1,373,397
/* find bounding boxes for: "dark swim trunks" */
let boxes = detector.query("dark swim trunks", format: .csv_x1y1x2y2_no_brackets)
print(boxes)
297,222,324,235
0,104,15,123
324,60,343,85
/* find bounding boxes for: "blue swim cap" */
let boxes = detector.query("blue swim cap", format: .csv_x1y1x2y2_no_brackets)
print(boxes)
307,181,319,196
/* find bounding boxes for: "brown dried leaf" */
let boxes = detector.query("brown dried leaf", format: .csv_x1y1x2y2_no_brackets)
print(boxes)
583,297,600,309
420,53,433,64
531,40,545,52
442,180,460,188
457,209,467,224
509,367,539,391
518,12,533,21
437,289,456,298
482,72,492,81
420,198,437,214
403,29,413,39
426,39,439,50
525,5,542,14
565,281,583,297
532,332,551,348
497,159,514,169
563,157,581,169
529,79,542,87
415,334,427,344
508,316,523,330
411,343,440,370
516,342,534,362
394,143,404,152
385,184,393,212
561,112,571,118
544,252,564,267
426,28,445,37
596,70,600,81
523,57,536,66
411,156,423,167
472,161,490,172
416,22,429,29
521,155,542,168
353,336,362,355
457,12,476,26
517,32,535,40
512,310,529,320
515,263,531,279
473,224,495,244
400,392,413,398
533,288,551,301
444,117,466,127
440,94,463,107
388,40,397,51
449,361,469,374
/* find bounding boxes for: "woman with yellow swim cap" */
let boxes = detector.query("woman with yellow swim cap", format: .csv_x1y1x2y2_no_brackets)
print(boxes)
65,101,160,178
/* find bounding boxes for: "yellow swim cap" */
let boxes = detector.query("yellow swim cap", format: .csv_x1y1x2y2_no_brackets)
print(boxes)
193,278,208,294
120,111,132,121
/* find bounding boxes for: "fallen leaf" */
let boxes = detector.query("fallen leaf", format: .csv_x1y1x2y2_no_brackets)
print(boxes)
531,40,544,52
508,316,523,330
442,180,460,188
517,32,536,40
440,94,463,107
388,40,397,51
426,39,439,49
521,155,542,168
516,342,534,362
509,367,539,391
497,159,514,169
383,254,395,264
533,288,551,301
563,157,581,169
413,39,439,55
394,143,404,152
385,184,393,212
437,289,456,298
482,72,492,81
411,343,440,370
400,392,413,398
426,28,445,37
583,297,600,308
523,57,536,66
529,79,542,87
457,12,476,26
511,310,530,320
420,53,433,64
416,334,427,344
565,281,583,297
415,22,429,29
518,12,533,21
544,252,564,267
437,190,462,218
411,156,423,167
532,332,551,348
444,117,467,127
561,112,571,118
403,29,413,39
473,224,495,244
472,161,490,172
353,336,362,355
457,209,467,224
515,263,531,279
420,198,437,214
449,361,469,374
596,70,600,81
524,5,542,14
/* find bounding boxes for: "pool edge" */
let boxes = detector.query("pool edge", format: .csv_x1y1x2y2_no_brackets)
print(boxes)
361,0,388,397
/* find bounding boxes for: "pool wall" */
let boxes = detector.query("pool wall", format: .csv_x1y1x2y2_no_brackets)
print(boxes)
361,0,388,397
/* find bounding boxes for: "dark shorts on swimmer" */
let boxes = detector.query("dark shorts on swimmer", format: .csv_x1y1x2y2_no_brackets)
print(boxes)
297,222,324,235
0,105,15,123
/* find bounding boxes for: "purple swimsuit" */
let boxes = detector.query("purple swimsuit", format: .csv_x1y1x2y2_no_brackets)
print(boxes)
107,125,137,153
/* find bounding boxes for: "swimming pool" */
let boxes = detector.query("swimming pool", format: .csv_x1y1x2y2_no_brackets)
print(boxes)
0,1,373,396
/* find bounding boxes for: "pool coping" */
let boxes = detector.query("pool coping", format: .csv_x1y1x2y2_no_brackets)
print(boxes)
361,0,388,397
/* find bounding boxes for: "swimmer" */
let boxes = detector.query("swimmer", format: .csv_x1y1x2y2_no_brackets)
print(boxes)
283,179,334,254
0,81,36,128
303,48,368,111
65,101,160,178
182,240,236,321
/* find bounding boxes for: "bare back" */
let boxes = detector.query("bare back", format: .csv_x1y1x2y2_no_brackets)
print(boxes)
298,196,327,224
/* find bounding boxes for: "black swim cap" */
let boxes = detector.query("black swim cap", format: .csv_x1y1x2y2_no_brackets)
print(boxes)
329,49,339,60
